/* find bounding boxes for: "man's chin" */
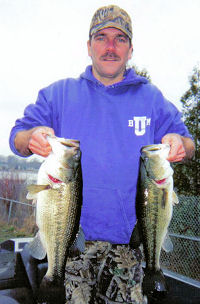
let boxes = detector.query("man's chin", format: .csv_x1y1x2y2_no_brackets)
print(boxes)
101,69,123,79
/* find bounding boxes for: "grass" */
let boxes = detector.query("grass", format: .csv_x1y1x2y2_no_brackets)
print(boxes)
0,172,37,243
0,218,36,243
0,198,36,243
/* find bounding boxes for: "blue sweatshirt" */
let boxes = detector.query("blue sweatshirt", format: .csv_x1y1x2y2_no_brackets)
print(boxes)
9,66,191,244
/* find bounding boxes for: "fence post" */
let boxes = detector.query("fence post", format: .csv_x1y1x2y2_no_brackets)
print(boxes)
8,200,13,223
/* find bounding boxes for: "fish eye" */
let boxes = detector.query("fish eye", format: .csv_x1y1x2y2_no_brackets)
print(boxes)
73,150,81,160
141,155,148,162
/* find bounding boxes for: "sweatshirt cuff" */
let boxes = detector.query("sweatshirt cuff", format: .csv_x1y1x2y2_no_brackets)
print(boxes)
9,128,30,158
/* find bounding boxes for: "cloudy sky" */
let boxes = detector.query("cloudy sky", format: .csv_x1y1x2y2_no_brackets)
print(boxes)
0,0,199,156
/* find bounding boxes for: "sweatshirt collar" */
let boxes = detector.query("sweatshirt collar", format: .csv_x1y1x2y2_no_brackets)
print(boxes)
80,65,148,88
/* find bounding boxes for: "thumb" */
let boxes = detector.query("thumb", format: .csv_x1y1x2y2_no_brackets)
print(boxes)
28,126,55,157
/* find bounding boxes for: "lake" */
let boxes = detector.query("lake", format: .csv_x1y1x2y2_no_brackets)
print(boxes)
0,170,37,184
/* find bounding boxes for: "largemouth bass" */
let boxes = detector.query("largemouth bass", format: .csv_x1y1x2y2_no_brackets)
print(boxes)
26,135,83,302
135,144,178,299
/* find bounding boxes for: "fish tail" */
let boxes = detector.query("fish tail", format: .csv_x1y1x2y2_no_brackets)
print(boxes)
142,268,168,299
37,275,65,304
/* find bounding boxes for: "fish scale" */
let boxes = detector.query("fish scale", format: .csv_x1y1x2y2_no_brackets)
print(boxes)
140,181,172,270
42,178,81,280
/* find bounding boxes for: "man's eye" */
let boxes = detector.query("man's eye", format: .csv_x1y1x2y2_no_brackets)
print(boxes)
95,36,105,41
116,37,127,43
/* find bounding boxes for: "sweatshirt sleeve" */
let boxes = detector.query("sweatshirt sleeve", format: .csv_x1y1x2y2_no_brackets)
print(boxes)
9,88,53,157
153,90,193,143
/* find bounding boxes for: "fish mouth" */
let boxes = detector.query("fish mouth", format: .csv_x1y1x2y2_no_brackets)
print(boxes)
141,144,170,160
57,138,80,148
145,147,161,152
46,135,80,148
142,144,170,153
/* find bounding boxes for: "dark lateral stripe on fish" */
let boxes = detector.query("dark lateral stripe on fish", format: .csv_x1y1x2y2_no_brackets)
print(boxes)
142,193,160,270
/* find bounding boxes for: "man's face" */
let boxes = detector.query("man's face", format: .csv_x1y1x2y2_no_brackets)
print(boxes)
87,28,133,85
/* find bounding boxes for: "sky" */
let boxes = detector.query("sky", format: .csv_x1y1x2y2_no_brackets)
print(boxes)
0,0,199,156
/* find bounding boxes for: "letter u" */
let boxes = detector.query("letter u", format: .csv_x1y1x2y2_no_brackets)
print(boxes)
134,117,146,136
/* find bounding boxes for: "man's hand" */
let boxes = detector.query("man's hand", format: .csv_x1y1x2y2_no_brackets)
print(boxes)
28,127,55,157
161,133,195,162
15,126,54,157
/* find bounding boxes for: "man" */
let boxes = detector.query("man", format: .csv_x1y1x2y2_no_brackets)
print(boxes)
9,5,194,304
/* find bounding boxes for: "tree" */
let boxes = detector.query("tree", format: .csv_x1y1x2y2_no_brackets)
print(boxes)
173,65,200,195
128,63,151,82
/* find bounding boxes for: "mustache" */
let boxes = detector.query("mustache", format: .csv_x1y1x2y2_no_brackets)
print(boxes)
100,52,120,60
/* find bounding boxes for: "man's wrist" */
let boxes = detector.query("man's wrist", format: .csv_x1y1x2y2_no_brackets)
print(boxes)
14,129,35,156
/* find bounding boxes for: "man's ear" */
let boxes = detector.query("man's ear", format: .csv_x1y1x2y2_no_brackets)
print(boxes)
87,40,92,57
128,45,133,60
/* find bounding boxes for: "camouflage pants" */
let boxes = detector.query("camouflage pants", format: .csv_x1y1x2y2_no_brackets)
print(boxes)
65,242,147,304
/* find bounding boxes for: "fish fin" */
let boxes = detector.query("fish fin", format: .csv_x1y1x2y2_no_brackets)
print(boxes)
162,232,173,252
70,226,85,253
38,278,65,304
31,199,37,206
26,184,50,200
28,232,47,260
172,191,179,205
26,191,37,200
129,221,142,249
142,268,168,298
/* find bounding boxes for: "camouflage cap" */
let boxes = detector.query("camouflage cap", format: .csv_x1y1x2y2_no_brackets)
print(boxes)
89,5,132,40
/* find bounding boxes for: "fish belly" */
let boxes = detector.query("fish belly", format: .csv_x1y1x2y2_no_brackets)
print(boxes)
37,180,81,281
138,172,172,271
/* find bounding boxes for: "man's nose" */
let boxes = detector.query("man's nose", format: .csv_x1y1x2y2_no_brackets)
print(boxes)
106,38,115,51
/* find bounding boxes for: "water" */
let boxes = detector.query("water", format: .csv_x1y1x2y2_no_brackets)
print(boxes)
0,170,37,184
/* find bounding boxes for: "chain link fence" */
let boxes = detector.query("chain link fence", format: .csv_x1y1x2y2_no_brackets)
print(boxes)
160,195,200,282
0,197,35,225
1,194,200,282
